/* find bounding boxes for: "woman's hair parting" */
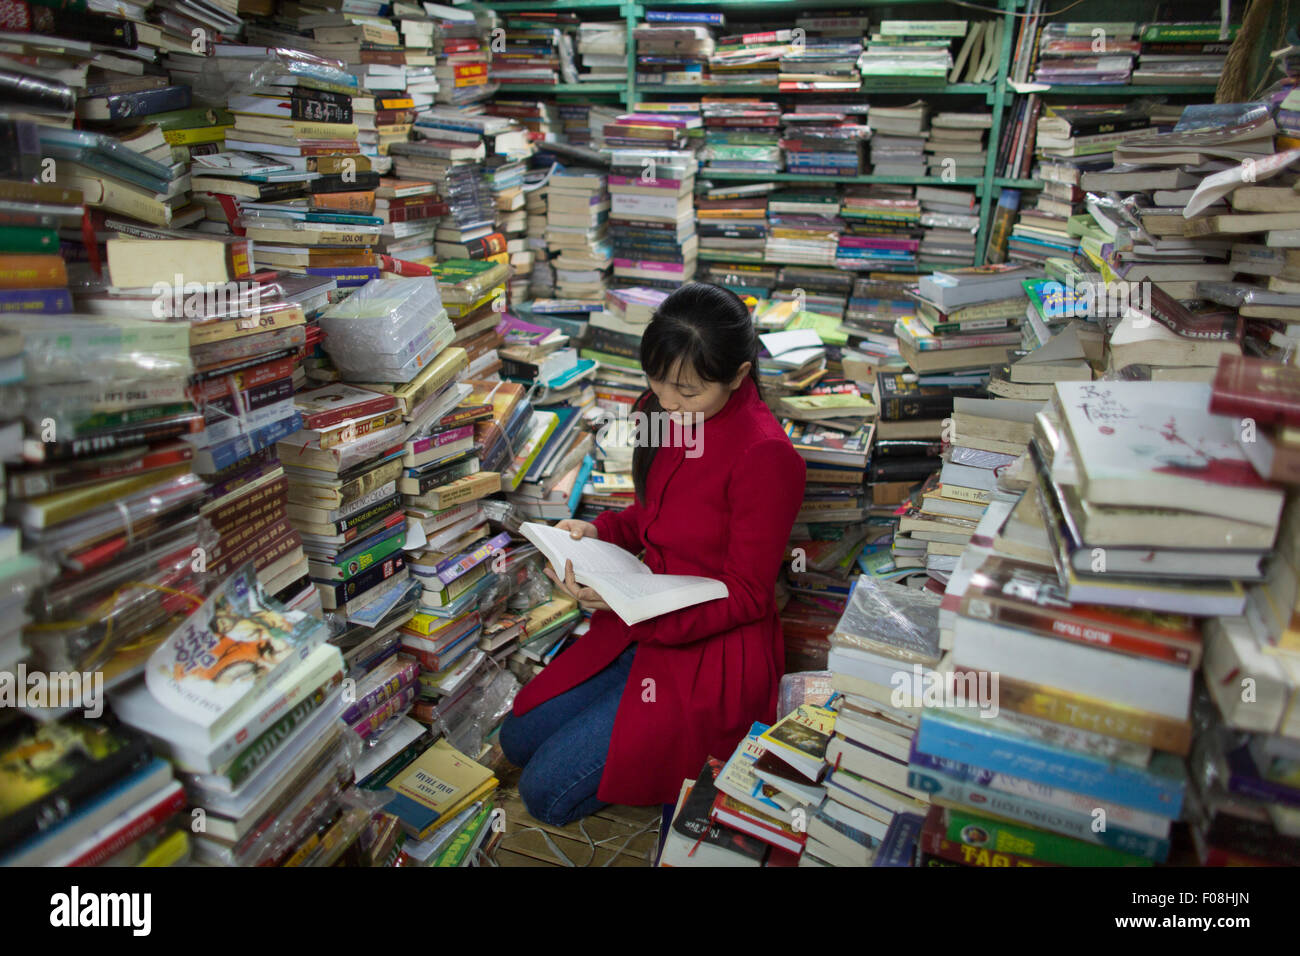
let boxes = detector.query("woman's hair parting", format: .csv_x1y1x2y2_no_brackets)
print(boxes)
630,282,763,499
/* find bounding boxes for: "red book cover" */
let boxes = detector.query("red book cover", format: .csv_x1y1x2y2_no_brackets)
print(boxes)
66,783,187,867
961,556,1203,667
1209,354,1300,428
294,382,397,430
1139,285,1243,342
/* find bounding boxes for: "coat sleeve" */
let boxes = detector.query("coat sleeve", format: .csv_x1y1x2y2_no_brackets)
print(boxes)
592,500,645,554
628,437,806,647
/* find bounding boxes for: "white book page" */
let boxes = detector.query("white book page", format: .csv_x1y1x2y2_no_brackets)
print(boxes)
520,521,650,578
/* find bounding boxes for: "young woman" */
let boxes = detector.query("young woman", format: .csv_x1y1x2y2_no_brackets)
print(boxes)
499,282,807,826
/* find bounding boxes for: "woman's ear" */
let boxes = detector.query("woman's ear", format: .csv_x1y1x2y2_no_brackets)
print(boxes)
730,361,752,391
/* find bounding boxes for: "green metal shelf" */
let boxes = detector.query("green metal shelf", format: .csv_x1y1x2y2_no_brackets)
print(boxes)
493,83,627,94
1030,84,1219,96
636,82,992,96
472,0,1223,268
700,171,985,188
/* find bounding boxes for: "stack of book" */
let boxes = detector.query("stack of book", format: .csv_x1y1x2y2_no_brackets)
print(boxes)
778,25,863,92
5,310,214,691
701,99,782,176
545,167,611,304
916,184,980,267
633,18,716,87
488,21,562,86
869,369,981,517
109,563,351,867
1197,360,1300,864
898,263,1037,374
925,112,990,182
431,8,495,106
925,378,1283,867
806,577,943,865
0,716,188,867
839,187,922,270
865,102,927,178
577,22,627,82
1032,21,1136,86
857,21,967,84
780,106,867,176
432,258,508,371
695,181,771,265
383,738,499,867
1134,21,1236,86
0,176,81,315
601,119,697,290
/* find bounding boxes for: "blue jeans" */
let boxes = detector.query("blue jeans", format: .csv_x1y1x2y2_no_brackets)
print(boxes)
499,645,636,827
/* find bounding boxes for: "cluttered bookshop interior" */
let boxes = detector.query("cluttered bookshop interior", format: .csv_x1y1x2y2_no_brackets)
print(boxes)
4,0,1300,877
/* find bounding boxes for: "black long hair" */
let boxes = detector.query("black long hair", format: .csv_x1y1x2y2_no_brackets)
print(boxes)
631,282,762,501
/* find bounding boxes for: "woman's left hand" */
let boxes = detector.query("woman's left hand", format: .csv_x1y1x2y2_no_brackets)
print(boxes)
545,559,612,612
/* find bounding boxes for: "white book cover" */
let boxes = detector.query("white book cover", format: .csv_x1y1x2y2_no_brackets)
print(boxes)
1054,380,1285,528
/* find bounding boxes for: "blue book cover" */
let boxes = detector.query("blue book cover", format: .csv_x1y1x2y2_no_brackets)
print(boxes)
198,412,302,474
567,454,595,516
907,762,1170,861
915,708,1185,818
873,810,925,866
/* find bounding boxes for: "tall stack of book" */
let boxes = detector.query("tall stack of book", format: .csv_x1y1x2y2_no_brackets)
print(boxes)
602,125,696,290
545,167,611,304
5,309,214,692
431,8,495,106
1197,359,1300,864
802,577,942,865
923,378,1284,867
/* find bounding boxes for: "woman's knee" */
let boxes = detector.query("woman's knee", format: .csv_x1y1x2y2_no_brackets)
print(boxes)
498,711,527,766
517,759,600,827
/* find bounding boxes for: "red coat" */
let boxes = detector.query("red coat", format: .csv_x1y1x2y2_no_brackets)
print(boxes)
511,376,807,806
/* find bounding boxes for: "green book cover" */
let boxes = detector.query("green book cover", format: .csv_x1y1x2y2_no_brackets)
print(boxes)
942,806,1152,867
0,226,59,254
434,799,494,867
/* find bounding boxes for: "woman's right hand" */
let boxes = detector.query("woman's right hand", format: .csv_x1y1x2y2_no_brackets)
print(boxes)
554,519,598,541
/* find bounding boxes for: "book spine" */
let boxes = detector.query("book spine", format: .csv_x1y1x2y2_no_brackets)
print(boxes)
433,530,510,586
351,684,417,738
963,597,1197,666
102,85,191,120
919,825,1053,867
197,412,302,475
940,806,1149,867
319,553,406,608
212,518,297,579
916,710,1185,816
206,473,289,532
314,528,405,581
66,784,187,868
340,659,419,724
908,766,1169,860
203,380,296,428
424,471,500,510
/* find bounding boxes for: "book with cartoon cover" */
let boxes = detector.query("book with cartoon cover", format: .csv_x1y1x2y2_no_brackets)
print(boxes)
145,563,329,735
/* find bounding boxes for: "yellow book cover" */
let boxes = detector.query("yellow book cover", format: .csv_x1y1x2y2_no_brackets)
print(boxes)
387,738,498,839
163,125,231,146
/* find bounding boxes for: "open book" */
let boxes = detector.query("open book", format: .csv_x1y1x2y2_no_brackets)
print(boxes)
520,521,728,626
